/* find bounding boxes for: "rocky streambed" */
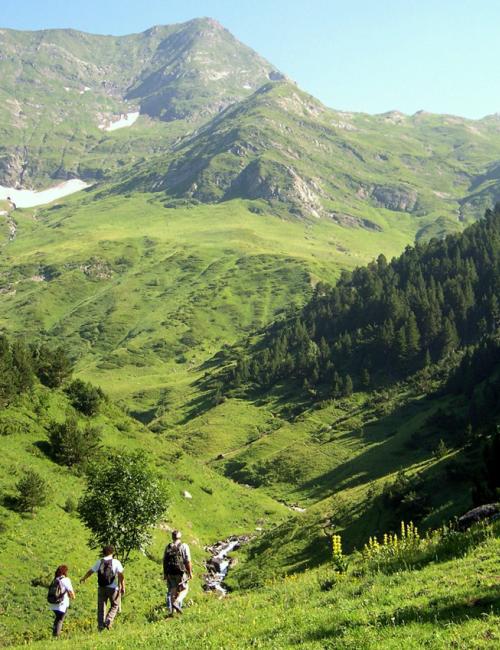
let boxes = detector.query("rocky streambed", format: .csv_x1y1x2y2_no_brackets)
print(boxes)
204,535,251,595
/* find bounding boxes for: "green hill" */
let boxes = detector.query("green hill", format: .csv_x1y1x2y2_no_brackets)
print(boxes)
0,18,280,187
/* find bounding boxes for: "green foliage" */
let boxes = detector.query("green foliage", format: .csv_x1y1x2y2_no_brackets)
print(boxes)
48,417,101,469
223,207,500,399
362,520,494,574
63,496,77,514
434,438,449,459
78,451,169,561
15,470,49,514
382,470,430,521
0,336,34,405
65,379,104,416
32,345,72,389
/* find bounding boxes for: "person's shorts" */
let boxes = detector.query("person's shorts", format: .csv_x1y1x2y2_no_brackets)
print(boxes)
166,574,187,590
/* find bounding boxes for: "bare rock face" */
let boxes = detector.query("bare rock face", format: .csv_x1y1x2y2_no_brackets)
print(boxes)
371,184,418,212
228,159,324,218
329,212,382,231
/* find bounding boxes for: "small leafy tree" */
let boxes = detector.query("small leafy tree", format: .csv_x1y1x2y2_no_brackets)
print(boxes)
48,417,101,468
16,470,48,514
65,379,104,416
78,451,169,561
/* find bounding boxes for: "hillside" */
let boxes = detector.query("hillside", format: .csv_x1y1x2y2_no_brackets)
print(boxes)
9,520,500,649
0,188,422,422
0,336,286,645
120,81,500,230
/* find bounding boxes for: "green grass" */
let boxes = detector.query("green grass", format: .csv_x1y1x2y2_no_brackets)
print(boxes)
9,522,500,649
0,190,418,422
0,385,286,646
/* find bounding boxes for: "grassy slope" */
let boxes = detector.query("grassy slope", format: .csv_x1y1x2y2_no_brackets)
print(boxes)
11,522,500,649
0,189,416,420
0,187,489,589
0,385,287,645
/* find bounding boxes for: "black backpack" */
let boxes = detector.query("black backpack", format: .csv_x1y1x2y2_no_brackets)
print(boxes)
97,559,115,587
47,577,65,604
163,543,186,576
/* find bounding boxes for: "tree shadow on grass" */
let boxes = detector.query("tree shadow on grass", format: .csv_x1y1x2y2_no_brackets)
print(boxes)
295,396,447,502
378,584,500,626
33,440,52,458
302,585,500,647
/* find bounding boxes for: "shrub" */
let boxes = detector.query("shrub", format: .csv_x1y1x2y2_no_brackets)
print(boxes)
0,418,24,436
65,379,104,416
63,496,77,513
48,417,101,468
16,470,48,514
32,345,72,388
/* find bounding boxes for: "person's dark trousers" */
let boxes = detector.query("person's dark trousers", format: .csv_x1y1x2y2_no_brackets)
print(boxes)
52,610,66,637
97,586,121,630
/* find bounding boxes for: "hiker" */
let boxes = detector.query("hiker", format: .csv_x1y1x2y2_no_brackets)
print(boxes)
47,564,75,638
80,545,125,631
163,530,193,615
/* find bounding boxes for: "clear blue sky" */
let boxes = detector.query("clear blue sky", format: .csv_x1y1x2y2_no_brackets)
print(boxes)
2,0,499,119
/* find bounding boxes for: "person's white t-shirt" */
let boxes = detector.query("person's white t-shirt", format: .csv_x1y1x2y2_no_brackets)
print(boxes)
91,555,124,589
48,577,73,613
179,542,191,565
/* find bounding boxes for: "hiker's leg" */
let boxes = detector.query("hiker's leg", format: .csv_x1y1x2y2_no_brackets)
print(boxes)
166,576,177,614
97,586,107,630
52,610,65,637
104,587,121,628
173,580,189,610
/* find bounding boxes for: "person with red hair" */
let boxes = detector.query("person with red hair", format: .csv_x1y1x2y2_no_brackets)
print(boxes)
47,565,75,637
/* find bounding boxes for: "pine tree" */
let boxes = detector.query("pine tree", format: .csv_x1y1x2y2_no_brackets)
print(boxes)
343,374,353,397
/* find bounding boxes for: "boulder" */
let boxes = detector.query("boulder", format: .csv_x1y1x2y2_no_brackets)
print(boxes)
457,503,500,531
182,490,193,499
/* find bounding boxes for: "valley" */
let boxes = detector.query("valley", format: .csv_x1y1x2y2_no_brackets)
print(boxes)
0,15,499,649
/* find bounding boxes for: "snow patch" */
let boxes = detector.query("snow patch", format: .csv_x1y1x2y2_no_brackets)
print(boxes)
0,179,90,208
99,112,140,132
242,83,252,90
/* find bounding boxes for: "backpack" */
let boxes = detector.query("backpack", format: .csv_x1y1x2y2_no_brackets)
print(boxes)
97,559,115,587
47,577,65,604
163,543,186,576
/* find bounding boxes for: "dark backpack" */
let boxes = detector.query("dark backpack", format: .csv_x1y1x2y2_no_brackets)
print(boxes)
97,559,115,587
47,577,65,604
163,543,186,576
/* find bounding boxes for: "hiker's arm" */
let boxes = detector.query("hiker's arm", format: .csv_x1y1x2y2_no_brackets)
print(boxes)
79,569,93,584
118,571,125,594
162,549,168,579
68,590,76,599
186,560,193,579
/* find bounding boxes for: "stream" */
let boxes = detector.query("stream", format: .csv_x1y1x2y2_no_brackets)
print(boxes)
204,535,251,595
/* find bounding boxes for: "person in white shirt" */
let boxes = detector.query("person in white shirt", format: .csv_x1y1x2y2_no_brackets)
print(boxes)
48,565,75,637
80,545,125,630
